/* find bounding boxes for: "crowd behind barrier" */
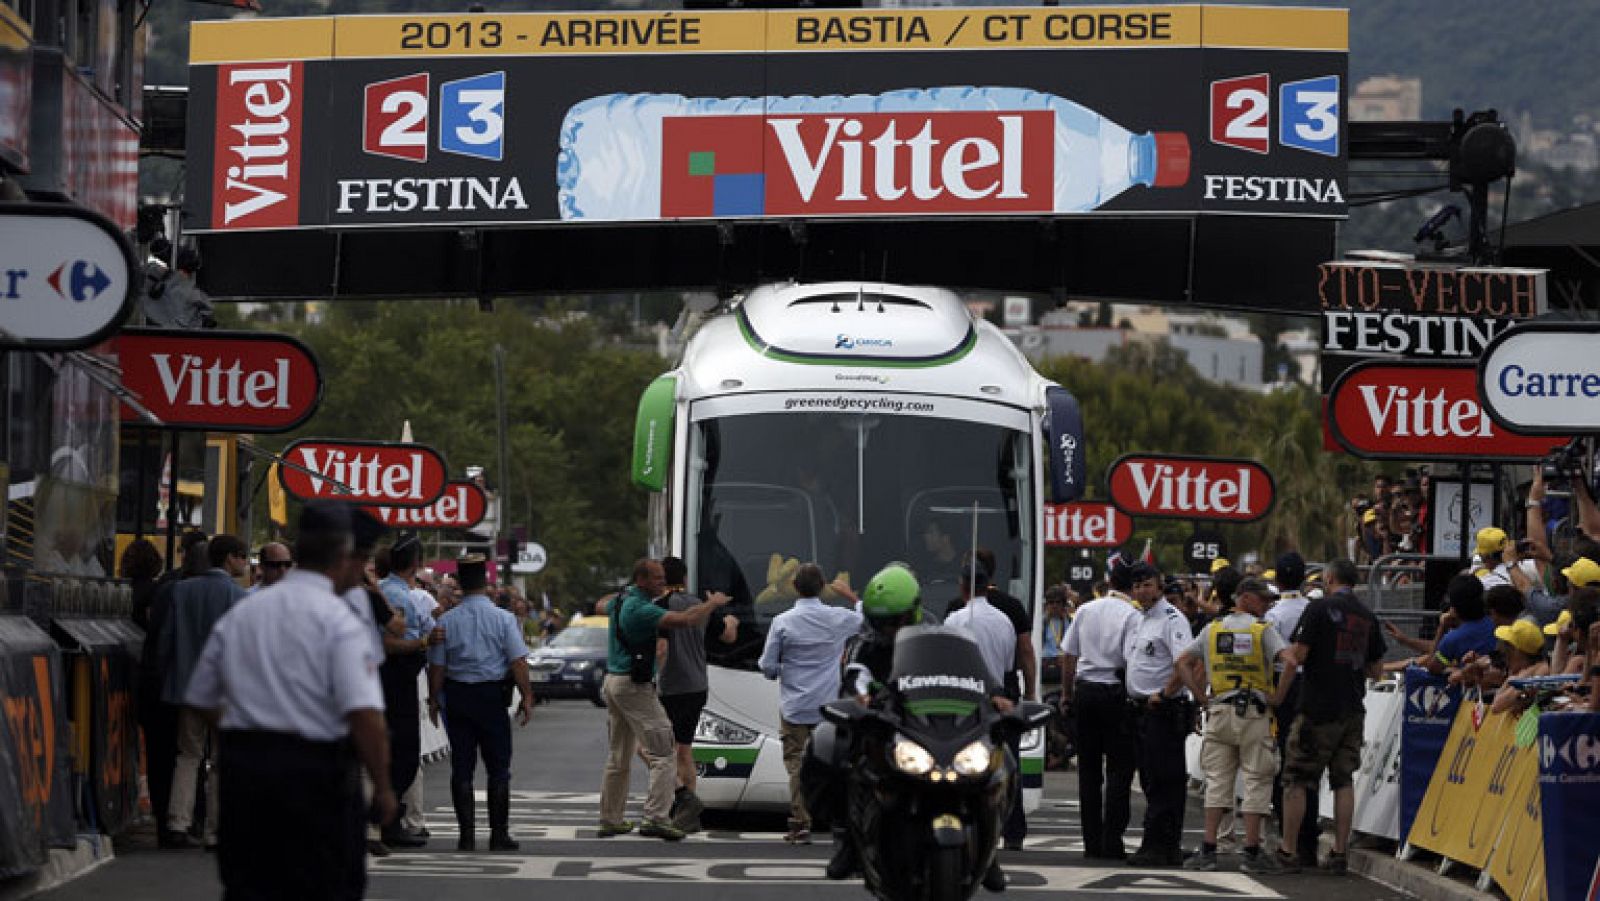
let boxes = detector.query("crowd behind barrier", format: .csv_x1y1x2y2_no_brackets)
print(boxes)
1184,665,1600,900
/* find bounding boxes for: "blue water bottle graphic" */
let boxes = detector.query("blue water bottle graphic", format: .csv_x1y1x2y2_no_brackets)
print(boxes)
557,87,1189,220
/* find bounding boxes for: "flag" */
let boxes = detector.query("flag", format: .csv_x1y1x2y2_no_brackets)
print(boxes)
268,462,287,528
1140,538,1155,566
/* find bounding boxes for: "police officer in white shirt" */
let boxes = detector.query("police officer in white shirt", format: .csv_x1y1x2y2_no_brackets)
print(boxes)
1124,559,1194,867
1059,551,1141,860
183,502,394,900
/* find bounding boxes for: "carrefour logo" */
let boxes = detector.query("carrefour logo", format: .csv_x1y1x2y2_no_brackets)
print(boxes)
1542,733,1600,773
1407,685,1453,718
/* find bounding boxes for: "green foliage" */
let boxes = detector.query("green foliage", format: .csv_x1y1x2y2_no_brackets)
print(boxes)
257,301,662,606
1037,342,1379,574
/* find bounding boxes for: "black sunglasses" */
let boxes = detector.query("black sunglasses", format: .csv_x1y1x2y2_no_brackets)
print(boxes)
261,560,294,570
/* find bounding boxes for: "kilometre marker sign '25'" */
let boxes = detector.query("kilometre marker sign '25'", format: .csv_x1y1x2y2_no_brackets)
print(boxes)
114,329,322,432
365,480,487,530
1107,454,1274,523
279,439,448,507
1328,360,1563,461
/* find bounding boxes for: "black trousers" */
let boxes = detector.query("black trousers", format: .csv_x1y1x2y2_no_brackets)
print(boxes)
381,656,424,802
1133,697,1191,854
1073,680,1135,856
444,680,512,787
217,730,363,901
137,694,179,830
1002,730,1027,844
1272,684,1321,858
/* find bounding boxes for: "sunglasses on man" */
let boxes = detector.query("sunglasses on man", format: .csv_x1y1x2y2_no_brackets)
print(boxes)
261,560,294,570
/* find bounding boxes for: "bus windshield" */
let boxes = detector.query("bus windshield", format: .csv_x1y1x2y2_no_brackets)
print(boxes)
685,404,1034,671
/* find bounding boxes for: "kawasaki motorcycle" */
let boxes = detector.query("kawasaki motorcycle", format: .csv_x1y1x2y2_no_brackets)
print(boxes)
818,626,1053,901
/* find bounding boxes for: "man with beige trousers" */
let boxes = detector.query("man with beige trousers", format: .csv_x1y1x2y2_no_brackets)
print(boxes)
598,558,729,841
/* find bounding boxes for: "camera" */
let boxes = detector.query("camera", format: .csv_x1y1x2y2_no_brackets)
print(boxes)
1542,439,1591,496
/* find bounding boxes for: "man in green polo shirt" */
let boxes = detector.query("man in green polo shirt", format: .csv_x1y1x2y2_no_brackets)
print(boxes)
598,557,729,840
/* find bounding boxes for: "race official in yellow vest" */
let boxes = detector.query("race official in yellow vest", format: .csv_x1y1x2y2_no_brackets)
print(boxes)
1175,577,1298,873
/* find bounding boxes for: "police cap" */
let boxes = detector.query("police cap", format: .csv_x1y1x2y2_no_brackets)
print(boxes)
458,553,489,587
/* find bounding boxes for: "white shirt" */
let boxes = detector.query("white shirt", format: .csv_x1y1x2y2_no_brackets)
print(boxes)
1061,593,1140,685
1264,592,1310,644
413,587,441,617
1124,598,1193,698
945,596,1017,686
186,570,384,741
1478,560,1539,590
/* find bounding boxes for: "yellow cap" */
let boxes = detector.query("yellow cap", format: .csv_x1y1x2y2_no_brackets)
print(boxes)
1561,556,1600,588
1362,508,1378,524
1263,569,1276,582
1210,557,1231,574
1544,609,1573,637
1495,620,1545,656
1475,527,1508,557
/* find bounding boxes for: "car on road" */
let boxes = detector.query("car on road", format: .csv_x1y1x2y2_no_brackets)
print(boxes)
526,615,609,706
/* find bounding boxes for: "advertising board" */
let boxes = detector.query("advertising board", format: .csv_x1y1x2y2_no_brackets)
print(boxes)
0,203,135,350
184,6,1348,233
1478,322,1600,434
278,439,448,507
1107,453,1274,522
1043,502,1131,548
114,329,323,432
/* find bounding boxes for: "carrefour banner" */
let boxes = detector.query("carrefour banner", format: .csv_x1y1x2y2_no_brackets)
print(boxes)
184,5,1346,232
1398,667,1462,842
1539,711,1600,901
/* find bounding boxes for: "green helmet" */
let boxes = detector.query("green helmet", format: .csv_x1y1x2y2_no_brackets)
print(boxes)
862,564,921,621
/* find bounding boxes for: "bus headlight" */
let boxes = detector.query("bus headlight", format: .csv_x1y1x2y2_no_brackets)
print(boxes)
892,738,936,776
951,741,992,776
694,711,759,746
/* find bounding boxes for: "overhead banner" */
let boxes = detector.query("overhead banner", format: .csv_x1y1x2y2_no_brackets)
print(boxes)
0,617,76,874
114,329,323,432
184,6,1347,232
1327,360,1566,461
1479,322,1600,435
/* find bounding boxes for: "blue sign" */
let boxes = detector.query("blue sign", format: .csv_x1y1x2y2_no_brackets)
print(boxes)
1045,386,1086,503
1539,711,1600,901
439,71,506,161
1279,75,1340,157
1399,667,1462,841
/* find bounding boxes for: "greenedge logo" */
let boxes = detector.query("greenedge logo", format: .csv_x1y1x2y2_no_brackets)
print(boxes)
632,374,676,492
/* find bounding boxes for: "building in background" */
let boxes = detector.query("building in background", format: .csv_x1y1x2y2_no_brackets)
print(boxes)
1350,75,1422,121
1006,302,1267,389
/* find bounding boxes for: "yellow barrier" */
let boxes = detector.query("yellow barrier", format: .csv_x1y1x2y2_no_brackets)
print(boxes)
1407,696,1549,901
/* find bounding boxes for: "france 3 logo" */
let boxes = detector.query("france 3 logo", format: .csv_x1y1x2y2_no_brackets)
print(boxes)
1210,73,1340,157
363,71,506,163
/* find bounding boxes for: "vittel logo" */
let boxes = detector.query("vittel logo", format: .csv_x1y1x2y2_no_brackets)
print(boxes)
660,110,1054,217
279,440,448,507
213,63,303,228
1107,455,1275,523
152,354,293,411
1327,362,1563,460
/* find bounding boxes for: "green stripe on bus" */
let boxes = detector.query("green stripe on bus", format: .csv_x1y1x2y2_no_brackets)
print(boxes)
1020,756,1044,775
692,747,760,764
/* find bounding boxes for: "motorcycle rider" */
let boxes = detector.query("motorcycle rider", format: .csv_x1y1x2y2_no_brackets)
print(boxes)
807,563,1009,893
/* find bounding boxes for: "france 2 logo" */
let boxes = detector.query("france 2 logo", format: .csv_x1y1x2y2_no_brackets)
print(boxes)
363,71,506,163
1210,73,1340,157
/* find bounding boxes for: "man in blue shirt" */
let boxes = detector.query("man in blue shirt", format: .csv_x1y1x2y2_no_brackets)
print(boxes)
377,533,437,848
759,562,864,844
1429,575,1497,673
427,555,534,851
599,558,730,841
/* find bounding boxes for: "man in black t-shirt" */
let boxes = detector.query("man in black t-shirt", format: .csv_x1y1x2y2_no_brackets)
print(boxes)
1274,559,1386,873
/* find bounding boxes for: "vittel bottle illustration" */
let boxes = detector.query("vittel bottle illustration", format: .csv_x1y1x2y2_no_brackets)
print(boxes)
557,87,1189,220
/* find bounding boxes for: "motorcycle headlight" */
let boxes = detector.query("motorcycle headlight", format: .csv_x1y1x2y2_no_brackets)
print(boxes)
892,738,936,776
951,741,992,776
568,660,594,671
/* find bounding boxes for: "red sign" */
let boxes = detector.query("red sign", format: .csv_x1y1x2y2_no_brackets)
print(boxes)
661,110,1057,217
1044,503,1132,548
213,61,303,229
1327,360,1565,460
115,329,322,432
1108,454,1274,523
279,439,447,507
1211,73,1270,154
363,73,430,162
365,480,486,530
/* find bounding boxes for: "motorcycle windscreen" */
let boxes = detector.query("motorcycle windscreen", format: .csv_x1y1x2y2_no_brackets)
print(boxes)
886,625,996,717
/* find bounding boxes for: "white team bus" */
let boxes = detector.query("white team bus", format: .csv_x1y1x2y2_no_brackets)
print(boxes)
631,281,1083,814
